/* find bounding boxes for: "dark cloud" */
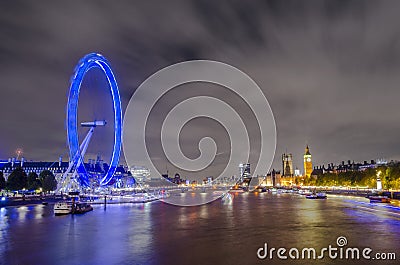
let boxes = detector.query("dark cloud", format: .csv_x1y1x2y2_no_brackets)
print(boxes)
1,0,400,176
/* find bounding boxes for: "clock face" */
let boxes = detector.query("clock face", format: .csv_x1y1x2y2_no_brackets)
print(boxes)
307,158,311,162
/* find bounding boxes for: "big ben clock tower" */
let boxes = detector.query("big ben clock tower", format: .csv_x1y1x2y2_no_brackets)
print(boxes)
304,145,312,177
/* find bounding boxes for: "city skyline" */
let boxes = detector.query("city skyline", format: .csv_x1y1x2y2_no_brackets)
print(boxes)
0,144,391,178
1,1,400,175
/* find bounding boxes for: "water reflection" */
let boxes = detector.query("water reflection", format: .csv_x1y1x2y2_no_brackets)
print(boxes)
297,200,324,223
0,207,8,253
16,206,28,221
199,205,209,219
34,205,45,219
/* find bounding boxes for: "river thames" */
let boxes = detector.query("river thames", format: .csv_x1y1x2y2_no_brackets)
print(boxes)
1,193,399,265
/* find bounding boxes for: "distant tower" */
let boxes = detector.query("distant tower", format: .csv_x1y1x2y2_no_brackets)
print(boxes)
282,153,293,177
239,163,251,182
303,145,313,177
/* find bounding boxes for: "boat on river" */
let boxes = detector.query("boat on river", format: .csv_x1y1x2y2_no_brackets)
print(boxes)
54,201,93,215
306,192,327,199
368,195,391,203
54,202,73,215
73,202,93,214
54,193,93,215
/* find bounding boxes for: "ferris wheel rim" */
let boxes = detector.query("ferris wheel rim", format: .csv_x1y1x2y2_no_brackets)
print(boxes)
66,53,122,187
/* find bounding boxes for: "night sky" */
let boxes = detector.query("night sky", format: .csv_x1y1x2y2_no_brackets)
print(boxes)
1,1,400,176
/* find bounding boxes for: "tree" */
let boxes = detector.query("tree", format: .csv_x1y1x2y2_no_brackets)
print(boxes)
0,171,5,190
27,172,41,190
6,166,27,191
40,170,57,192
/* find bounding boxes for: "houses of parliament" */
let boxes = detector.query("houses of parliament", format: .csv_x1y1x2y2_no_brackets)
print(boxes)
265,145,313,186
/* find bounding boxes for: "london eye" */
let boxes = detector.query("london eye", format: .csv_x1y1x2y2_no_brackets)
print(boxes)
58,53,122,191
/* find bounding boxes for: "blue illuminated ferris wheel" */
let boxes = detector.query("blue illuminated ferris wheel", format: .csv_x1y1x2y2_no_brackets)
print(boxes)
59,53,122,190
